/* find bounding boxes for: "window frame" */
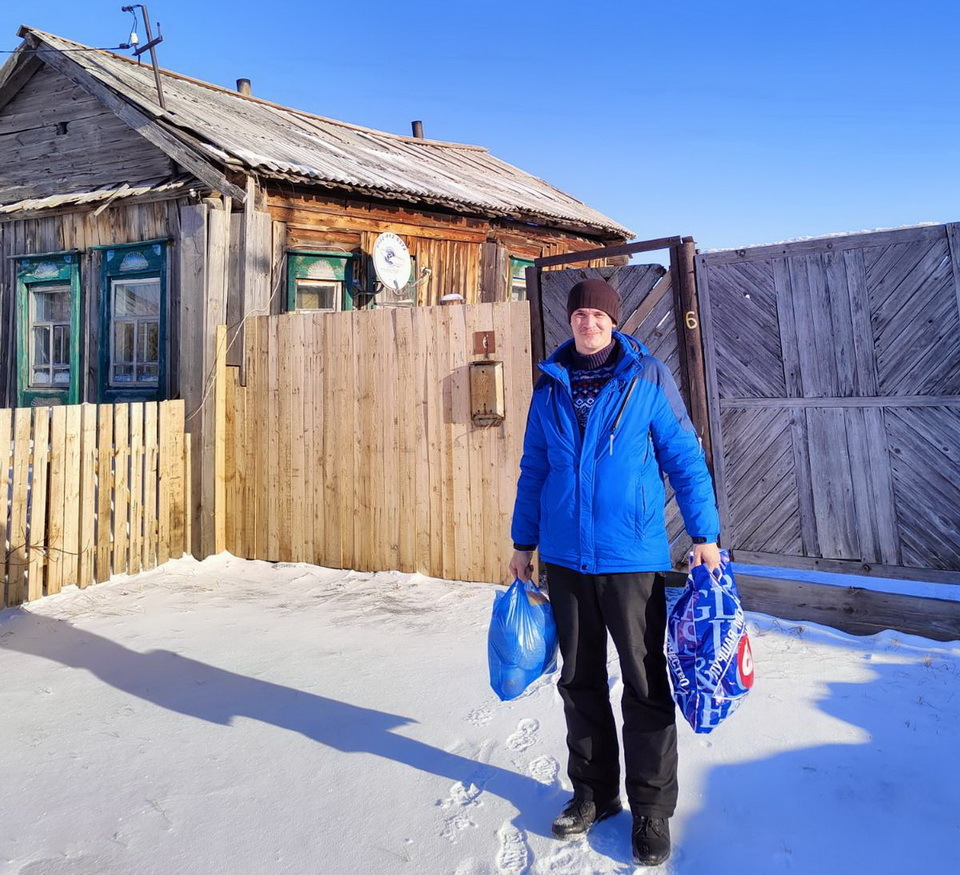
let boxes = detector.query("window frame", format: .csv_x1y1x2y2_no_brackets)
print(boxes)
286,251,355,312
98,241,168,403
15,252,82,406
509,257,534,302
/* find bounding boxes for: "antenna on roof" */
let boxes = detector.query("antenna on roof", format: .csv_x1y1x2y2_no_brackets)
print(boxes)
120,4,167,111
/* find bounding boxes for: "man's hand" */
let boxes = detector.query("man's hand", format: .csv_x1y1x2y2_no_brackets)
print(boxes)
509,549,536,584
689,542,722,573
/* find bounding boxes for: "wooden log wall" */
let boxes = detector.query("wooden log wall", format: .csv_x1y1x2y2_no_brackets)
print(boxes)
0,400,188,609
697,223,960,584
222,302,533,583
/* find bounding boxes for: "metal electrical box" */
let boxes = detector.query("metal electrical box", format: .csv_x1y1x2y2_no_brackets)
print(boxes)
469,361,505,426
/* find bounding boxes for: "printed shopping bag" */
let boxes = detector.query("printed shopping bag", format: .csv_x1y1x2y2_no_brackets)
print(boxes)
666,550,754,732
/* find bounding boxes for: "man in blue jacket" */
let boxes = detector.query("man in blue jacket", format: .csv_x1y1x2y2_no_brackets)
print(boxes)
508,278,721,867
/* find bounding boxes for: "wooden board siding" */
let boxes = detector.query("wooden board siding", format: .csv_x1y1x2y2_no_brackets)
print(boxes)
0,199,183,408
222,302,532,583
266,191,620,306
698,223,960,584
0,65,175,204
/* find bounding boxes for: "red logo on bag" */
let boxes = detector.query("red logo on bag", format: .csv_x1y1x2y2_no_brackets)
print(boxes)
737,635,755,689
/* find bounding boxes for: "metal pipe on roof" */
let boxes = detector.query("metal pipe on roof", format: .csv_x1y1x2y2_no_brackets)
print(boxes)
237,78,251,96
411,120,424,139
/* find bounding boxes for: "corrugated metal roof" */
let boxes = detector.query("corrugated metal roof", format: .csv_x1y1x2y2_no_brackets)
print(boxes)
14,30,633,238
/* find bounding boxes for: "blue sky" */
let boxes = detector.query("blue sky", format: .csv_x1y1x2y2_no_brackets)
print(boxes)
2,1,958,250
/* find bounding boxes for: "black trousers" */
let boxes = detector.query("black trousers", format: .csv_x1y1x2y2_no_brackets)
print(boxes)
545,563,678,818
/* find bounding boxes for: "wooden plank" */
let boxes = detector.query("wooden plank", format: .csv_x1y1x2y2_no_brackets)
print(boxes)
863,407,901,567
534,236,682,268
840,248,878,396
45,407,67,595
698,224,947,265
265,317,281,561
213,326,227,556
157,402,174,564
380,309,402,571
77,403,97,587
274,317,293,562
946,223,960,329
447,304,473,579
112,404,130,574
165,401,187,559
524,265,545,381
95,404,115,582
410,306,433,574
841,407,881,566
719,395,960,408
252,318,271,560
806,407,859,560
7,408,32,605
693,256,732,534
142,402,159,571
222,365,238,554
178,202,206,556
26,407,50,601
127,403,144,575
0,410,11,601
288,316,309,563
735,573,960,641
312,314,334,566
425,306,446,577
60,405,82,588
335,311,357,568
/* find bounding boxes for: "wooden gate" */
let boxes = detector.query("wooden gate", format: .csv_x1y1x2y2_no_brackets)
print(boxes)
527,238,711,568
697,223,960,584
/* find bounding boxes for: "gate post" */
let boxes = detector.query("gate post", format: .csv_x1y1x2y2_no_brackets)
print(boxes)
670,238,714,472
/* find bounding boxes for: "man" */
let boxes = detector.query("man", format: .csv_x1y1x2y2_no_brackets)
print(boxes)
508,278,721,867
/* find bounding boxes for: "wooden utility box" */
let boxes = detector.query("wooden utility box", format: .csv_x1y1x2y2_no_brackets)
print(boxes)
469,361,505,426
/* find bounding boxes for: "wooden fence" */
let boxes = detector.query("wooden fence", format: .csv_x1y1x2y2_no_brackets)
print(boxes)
1,400,189,608
222,302,532,583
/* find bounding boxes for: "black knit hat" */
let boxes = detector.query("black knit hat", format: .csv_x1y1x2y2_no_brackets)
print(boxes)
566,279,621,325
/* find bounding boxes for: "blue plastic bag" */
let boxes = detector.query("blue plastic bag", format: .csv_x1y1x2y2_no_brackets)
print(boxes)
488,578,559,701
666,550,754,733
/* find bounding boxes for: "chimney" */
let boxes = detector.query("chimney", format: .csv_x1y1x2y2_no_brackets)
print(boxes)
237,78,252,96
411,120,424,139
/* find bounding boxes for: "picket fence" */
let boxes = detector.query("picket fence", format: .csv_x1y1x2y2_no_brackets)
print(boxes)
1,400,189,608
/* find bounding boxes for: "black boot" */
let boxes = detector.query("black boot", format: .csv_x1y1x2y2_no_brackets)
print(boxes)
632,815,670,866
551,796,622,840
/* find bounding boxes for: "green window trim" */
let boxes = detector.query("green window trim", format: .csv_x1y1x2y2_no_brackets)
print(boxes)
287,251,355,312
16,253,82,406
99,242,167,403
509,257,534,302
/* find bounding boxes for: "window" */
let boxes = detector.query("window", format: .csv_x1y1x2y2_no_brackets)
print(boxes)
99,242,167,401
287,252,354,312
111,277,161,386
509,257,534,302
16,254,81,406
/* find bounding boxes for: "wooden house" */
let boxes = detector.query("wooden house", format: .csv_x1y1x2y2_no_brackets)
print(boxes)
0,26,632,412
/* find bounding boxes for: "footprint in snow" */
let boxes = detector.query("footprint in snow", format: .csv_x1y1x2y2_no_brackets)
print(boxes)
465,704,494,727
496,824,530,875
506,718,539,753
528,754,560,786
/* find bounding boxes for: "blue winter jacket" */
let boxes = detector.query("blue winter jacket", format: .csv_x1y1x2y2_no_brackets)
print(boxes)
511,332,720,574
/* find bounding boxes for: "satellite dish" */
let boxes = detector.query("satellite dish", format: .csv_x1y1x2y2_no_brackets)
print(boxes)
372,232,412,293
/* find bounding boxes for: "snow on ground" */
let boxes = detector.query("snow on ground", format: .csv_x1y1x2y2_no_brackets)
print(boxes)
2,554,959,875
